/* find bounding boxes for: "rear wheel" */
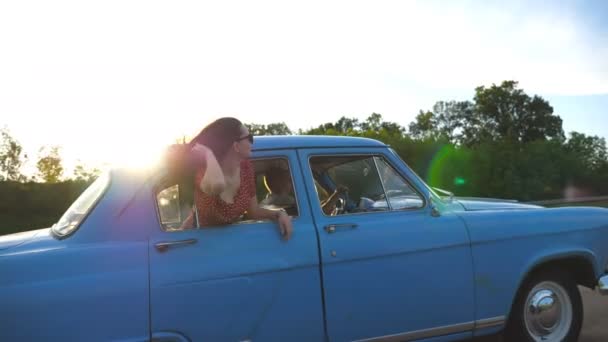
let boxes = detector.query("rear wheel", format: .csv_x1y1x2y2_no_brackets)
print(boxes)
505,269,583,342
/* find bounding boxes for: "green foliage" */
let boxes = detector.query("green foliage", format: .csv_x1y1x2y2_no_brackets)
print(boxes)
0,180,90,235
73,162,101,183
0,127,27,182
408,110,438,140
36,146,64,183
470,80,564,145
245,122,292,135
293,81,607,201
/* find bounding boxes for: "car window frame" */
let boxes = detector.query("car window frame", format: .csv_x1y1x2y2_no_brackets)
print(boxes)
51,171,112,240
374,155,427,211
307,152,427,218
155,183,184,229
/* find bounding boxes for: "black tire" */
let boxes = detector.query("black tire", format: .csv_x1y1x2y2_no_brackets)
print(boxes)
504,268,583,342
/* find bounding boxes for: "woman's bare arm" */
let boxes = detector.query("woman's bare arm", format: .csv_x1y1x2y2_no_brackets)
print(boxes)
192,144,226,195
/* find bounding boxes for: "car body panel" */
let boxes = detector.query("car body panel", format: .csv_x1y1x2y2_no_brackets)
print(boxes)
297,147,475,342
148,149,325,341
461,207,608,321
0,171,150,342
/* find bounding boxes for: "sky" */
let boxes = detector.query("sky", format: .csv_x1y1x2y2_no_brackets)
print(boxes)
0,0,607,176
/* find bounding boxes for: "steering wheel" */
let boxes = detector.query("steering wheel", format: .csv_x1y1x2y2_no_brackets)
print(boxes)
332,197,346,216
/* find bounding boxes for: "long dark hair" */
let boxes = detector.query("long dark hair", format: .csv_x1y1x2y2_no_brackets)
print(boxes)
189,117,244,161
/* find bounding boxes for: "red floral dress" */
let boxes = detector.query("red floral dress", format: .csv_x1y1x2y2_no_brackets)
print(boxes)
182,160,256,227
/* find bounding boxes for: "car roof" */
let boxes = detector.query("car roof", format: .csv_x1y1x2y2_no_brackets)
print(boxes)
252,135,386,151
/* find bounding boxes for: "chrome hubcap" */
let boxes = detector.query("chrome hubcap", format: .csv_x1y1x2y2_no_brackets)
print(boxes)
524,281,572,341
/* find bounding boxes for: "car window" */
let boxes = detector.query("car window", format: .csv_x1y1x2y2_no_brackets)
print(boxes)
309,155,423,215
155,157,299,231
253,158,299,217
157,184,184,230
375,157,424,210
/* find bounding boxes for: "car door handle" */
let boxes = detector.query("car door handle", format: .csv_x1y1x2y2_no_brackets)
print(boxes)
324,223,358,234
155,239,197,252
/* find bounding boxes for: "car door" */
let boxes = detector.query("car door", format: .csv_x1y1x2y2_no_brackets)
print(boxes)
148,150,324,342
298,147,475,342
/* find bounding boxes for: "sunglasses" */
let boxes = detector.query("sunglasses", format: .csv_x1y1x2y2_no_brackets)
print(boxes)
236,133,254,144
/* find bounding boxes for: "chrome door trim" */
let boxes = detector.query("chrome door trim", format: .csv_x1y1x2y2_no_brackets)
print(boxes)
474,316,506,330
353,321,474,342
353,316,506,342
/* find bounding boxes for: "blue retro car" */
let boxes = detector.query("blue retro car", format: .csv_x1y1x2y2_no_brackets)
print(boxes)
1,136,608,342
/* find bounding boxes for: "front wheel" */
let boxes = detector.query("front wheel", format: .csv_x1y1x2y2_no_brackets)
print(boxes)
505,269,583,342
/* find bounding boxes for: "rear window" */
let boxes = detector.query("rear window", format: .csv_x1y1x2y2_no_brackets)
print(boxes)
52,172,110,238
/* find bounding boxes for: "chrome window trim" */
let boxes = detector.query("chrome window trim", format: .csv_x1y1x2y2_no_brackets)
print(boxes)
373,156,393,211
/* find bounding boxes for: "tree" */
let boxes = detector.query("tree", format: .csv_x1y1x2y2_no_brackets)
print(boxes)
359,113,404,136
565,132,607,172
72,162,101,183
408,102,474,144
408,110,438,140
0,127,27,182
245,122,292,135
36,146,64,183
334,117,360,134
303,113,404,139
303,116,361,135
470,80,564,145
433,101,474,144
303,122,340,135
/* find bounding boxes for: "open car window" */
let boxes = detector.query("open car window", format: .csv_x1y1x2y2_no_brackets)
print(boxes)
253,158,299,217
155,157,299,231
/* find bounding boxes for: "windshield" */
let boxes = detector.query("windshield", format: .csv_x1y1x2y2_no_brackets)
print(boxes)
52,172,111,238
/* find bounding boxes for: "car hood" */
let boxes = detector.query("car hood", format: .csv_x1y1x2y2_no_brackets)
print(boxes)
454,198,543,211
0,227,50,251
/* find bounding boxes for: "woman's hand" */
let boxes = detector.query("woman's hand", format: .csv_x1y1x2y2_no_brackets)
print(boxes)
276,211,293,241
247,198,293,241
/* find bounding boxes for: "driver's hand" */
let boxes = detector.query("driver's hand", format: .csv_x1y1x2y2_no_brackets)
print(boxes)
336,185,349,195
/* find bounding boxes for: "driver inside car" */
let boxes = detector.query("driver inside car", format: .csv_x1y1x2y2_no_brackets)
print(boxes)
261,167,348,215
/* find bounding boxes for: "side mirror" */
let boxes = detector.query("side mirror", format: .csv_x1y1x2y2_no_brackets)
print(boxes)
429,198,441,217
